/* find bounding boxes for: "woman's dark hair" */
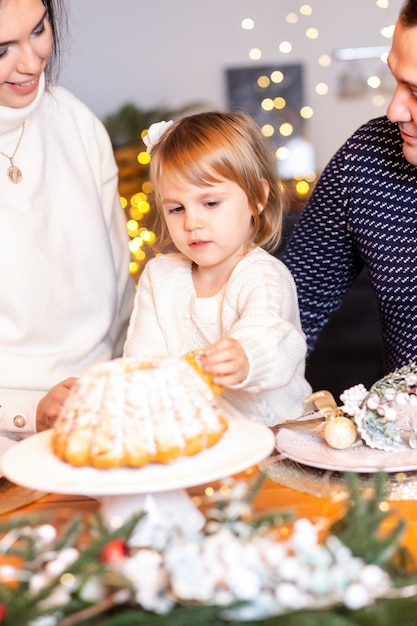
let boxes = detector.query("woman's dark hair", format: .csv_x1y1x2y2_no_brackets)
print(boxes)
42,0,68,83
399,0,417,26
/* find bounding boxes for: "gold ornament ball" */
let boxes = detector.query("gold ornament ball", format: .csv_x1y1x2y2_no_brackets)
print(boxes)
324,416,358,449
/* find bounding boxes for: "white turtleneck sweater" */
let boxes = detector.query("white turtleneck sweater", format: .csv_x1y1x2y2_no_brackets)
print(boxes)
124,248,311,426
0,75,134,438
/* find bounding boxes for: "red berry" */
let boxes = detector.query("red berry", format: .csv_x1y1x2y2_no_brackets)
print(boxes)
101,539,129,562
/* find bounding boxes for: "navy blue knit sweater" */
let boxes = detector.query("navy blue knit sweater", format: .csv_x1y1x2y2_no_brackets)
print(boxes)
283,116,417,374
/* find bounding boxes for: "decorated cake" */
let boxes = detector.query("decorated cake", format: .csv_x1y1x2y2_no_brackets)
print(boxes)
52,355,228,469
309,363,417,451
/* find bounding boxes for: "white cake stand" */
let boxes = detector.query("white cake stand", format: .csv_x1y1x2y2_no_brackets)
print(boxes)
1,417,275,546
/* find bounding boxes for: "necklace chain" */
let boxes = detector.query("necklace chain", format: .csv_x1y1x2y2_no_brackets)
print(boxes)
0,122,26,184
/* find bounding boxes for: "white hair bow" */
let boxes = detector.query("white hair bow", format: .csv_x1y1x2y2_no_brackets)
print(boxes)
143,120,174,153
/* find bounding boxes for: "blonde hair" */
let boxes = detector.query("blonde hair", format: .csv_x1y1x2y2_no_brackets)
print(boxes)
148,110,286,254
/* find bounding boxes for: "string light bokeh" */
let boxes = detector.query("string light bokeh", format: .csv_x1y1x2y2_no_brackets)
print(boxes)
118,1,397,281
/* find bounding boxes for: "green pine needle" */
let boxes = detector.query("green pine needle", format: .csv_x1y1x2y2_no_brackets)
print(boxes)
330,472,409,568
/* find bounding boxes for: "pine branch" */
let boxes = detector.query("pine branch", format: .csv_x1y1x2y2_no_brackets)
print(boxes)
56,590,130,626
330,472,409,567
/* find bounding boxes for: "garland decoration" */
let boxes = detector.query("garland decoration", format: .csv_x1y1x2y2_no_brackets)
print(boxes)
339,362,417,451
1,473,417,625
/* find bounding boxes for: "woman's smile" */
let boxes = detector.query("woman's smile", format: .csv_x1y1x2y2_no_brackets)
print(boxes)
6,75,39,95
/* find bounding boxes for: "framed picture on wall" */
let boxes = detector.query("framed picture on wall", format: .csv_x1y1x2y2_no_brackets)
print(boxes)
226,63,315,179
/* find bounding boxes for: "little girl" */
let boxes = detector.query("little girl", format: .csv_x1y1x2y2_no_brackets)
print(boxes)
124,111,311,425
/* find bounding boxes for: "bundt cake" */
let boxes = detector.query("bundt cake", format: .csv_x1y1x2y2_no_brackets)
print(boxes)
51,355,228,469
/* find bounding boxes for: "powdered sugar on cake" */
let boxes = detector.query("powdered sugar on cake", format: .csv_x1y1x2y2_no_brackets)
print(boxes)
52,356,228,468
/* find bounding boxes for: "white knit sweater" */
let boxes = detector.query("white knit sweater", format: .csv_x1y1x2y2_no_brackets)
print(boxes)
0,75,134,438
124,248,311,425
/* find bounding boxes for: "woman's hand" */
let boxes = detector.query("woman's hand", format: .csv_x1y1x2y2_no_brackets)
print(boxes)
200,337,248,387
36,377,77,432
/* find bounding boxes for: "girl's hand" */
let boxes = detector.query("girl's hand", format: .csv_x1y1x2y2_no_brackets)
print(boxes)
36,377,77,432
201,337,249,387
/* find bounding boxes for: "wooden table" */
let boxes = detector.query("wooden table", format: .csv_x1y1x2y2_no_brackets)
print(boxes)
3,462,417,559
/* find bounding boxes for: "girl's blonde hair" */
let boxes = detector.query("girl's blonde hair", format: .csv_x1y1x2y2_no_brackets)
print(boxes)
148,110,286,253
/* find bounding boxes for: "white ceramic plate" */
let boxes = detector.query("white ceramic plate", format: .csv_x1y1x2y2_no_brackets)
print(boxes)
275,426,417,473
1,417,275,495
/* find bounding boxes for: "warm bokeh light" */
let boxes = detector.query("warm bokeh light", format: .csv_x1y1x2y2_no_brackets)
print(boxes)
300,4,313,16
278,41,292,54
142,181,153,194
257,75,271,89
114,2,396,282
295,180,311,195
129,261,139,275
306,27,319,40
127,219,140,235
372,94,386,107
137,151,151,165
270,70,284,84
315,82,329,95
249,47,262,60
261,98,274,111
286,12,298,24
241,18,254,30
131,192,144,206
274,97,286,109
318,54,332,67
129,237,143,253
381,25,395,38
134,249,147,261
367,75,381,89
129,206,144,220
300,105,314,119
274,96,287,111
137,201,151,214
279,122,294,137
276,146,289,160
261,124,275,137
141,230,156,243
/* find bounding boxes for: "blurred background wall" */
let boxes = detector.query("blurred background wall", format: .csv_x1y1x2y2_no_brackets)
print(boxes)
60,0,403,398
61,0,402,172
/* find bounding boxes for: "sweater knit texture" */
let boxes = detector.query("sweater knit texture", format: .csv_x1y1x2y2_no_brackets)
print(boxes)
0,75,134,437
124,248,311,426
283,116,417,375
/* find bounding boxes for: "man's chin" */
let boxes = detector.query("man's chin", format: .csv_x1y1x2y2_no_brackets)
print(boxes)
402,143,417,167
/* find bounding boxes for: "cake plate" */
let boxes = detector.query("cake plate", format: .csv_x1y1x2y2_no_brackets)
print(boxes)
1,417,275,546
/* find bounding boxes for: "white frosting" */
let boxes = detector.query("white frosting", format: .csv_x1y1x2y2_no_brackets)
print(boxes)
52,356,227,467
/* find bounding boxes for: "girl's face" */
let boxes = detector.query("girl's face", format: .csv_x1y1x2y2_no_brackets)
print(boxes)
0,0,52,108
160,173,256,289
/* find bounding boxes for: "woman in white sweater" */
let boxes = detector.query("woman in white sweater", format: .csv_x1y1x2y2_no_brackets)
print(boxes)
124,112,311,425
0,0,134,438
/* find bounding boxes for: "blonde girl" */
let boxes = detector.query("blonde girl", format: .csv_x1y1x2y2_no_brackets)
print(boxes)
124,111,311,425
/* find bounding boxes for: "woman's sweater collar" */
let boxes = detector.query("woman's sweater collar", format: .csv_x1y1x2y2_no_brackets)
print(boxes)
0,72,46,135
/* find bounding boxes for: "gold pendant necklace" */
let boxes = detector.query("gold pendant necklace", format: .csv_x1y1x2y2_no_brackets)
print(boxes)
0,122,26,184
